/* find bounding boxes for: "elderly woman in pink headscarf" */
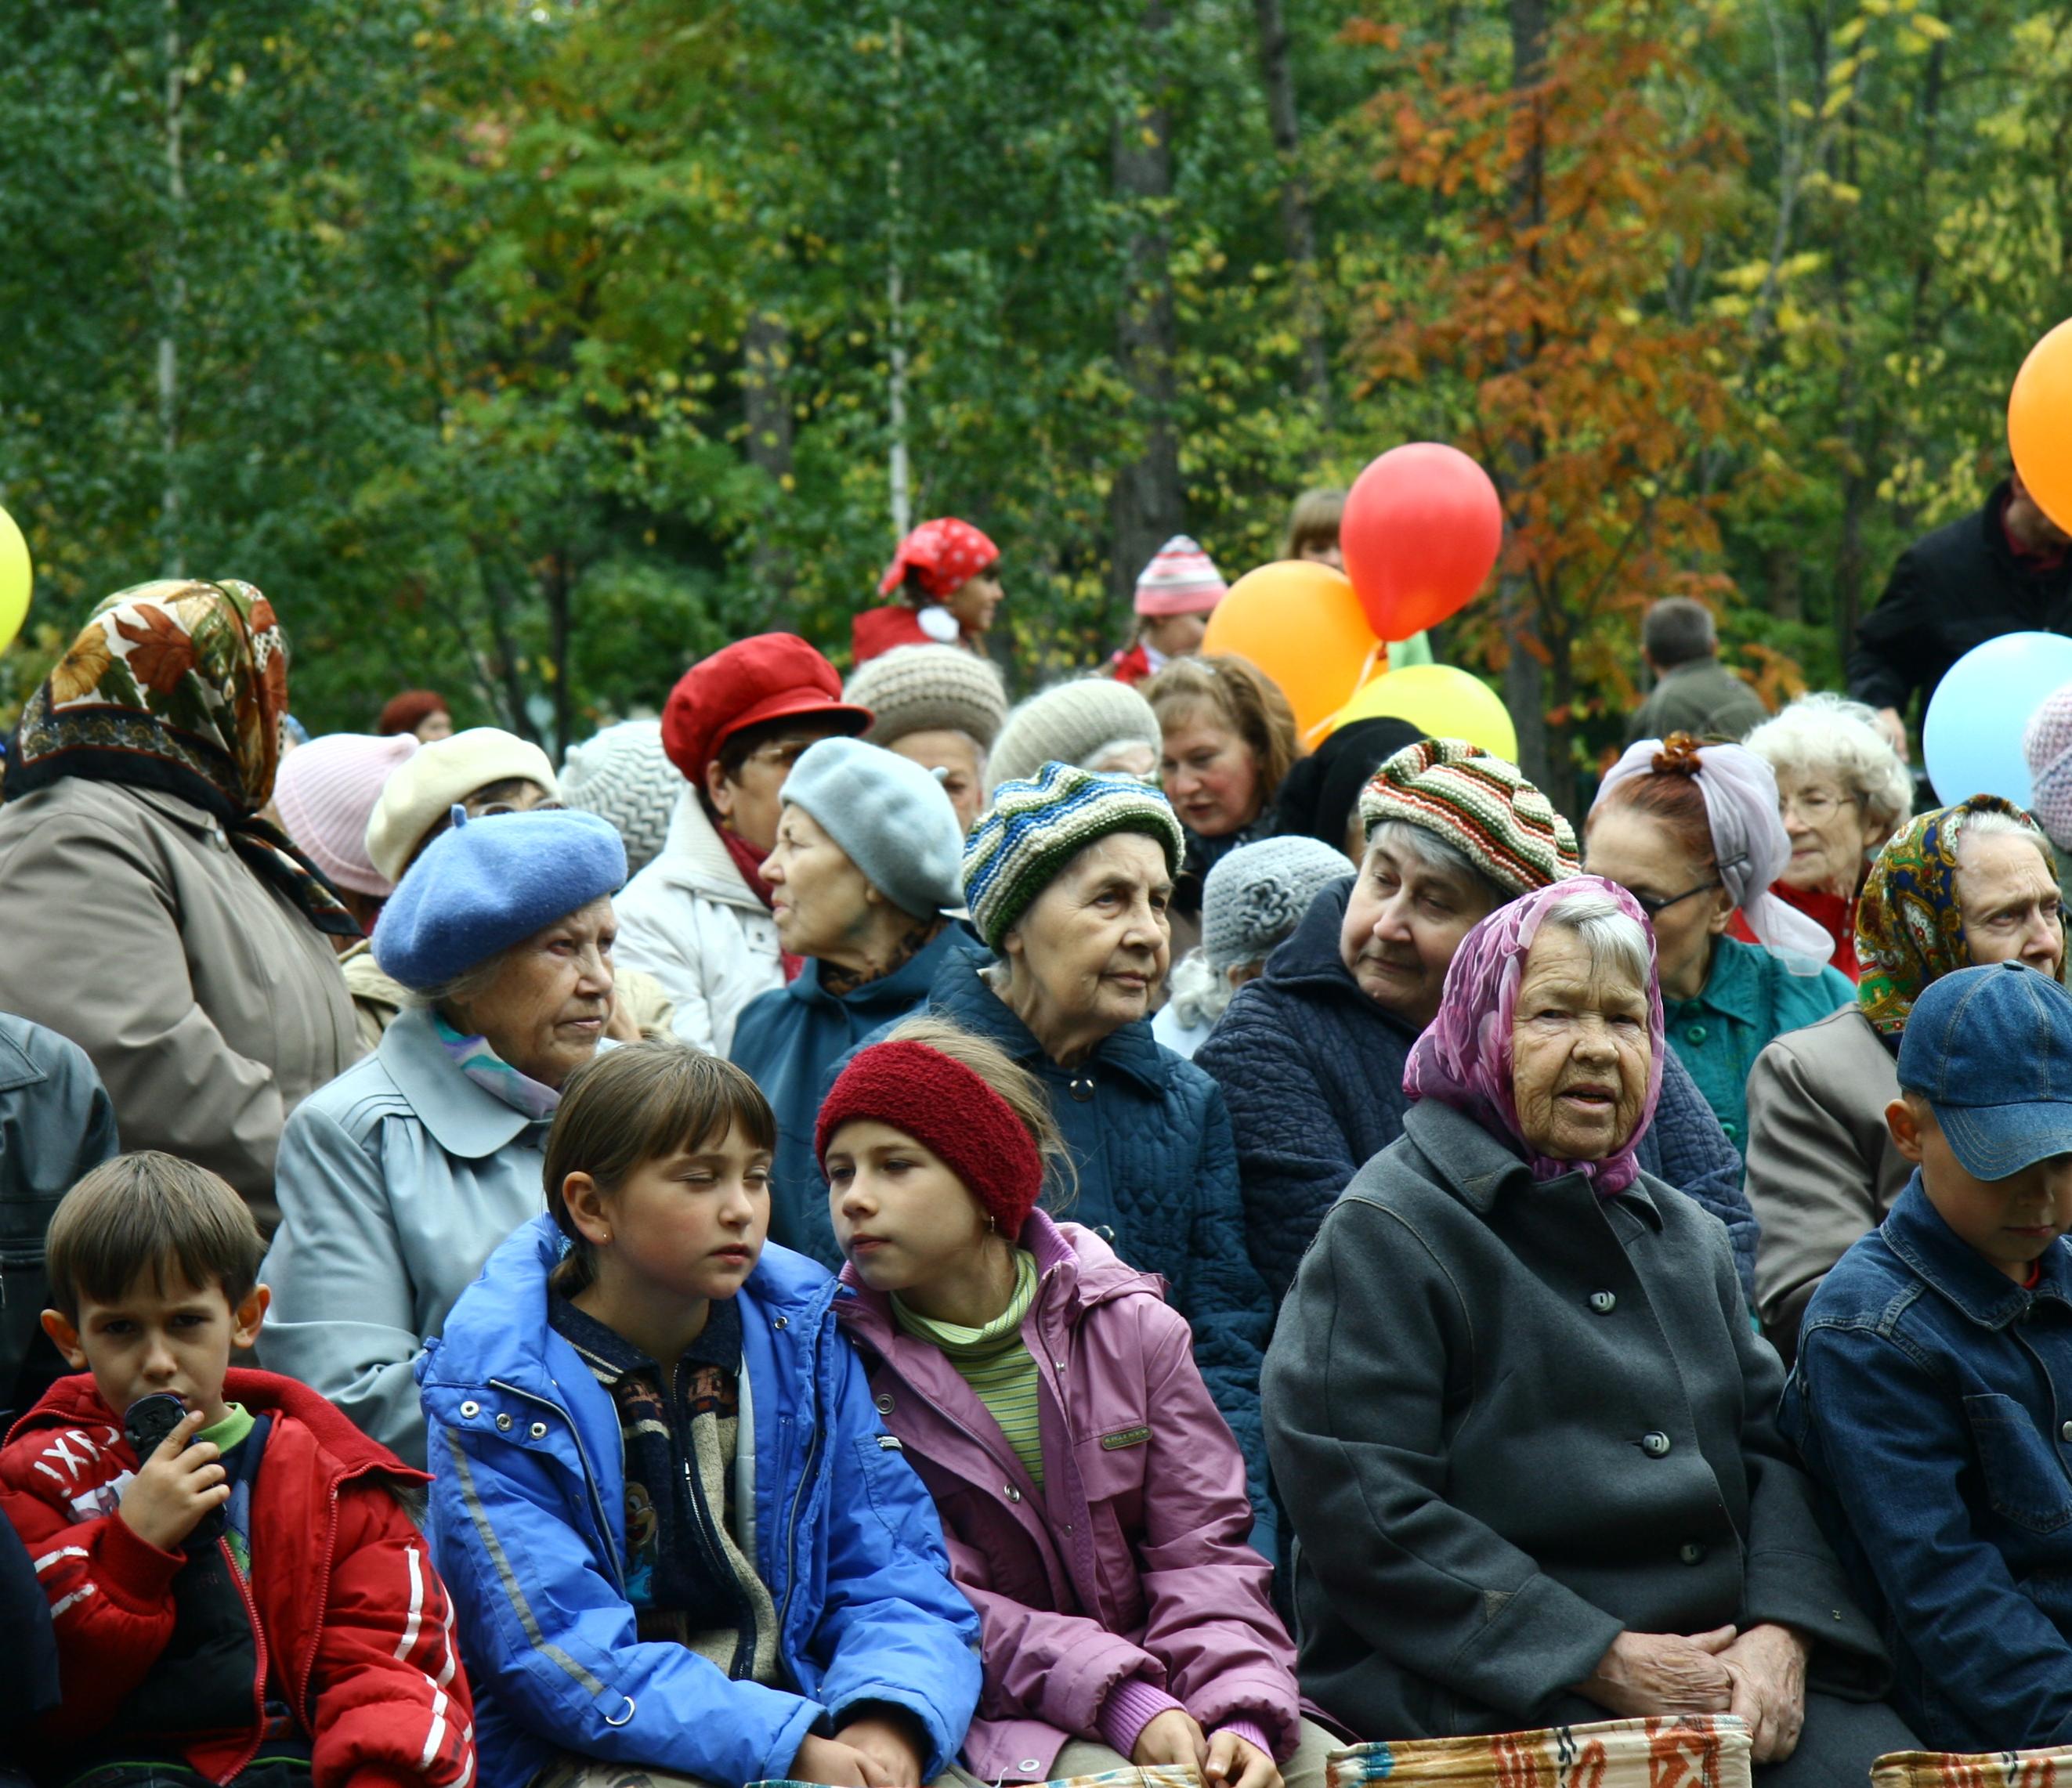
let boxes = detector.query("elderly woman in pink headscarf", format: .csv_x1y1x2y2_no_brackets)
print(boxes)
1262,876,1909,1779
852,517,1004,664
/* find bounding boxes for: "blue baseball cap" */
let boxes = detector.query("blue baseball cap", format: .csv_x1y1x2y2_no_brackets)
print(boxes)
1898,962,2072,1179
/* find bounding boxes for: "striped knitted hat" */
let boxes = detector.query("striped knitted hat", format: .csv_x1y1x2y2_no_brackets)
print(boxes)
1133,536,1228,617
1358,738,1578,898
843,644,1010,750
560,719,679,878
964,761,1187,949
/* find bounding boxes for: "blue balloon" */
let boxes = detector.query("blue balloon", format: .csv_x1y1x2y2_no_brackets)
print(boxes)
1922,632,2072,807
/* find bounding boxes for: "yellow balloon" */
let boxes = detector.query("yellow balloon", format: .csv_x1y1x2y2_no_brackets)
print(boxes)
1325,663,1518,762
1200,560,1387,743
0,507,27,657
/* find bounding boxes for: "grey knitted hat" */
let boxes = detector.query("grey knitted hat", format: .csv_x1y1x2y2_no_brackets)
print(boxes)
1202,836,1354,973
987,677,1163,792
843,645,1009,751
560,719,679,878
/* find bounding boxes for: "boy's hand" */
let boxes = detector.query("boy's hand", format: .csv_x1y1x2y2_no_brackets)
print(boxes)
835,1709,928,1786
1133,1708,1210,1771
792,1733,896,1788
1204,1730,1281,1788
1721,1624,1809,1762
118,1408,228,1551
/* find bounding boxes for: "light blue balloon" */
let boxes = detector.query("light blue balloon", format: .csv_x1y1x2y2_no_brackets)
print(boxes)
1922,632,2072,807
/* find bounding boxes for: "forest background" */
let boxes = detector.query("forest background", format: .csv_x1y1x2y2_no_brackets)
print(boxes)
2,0,2067,815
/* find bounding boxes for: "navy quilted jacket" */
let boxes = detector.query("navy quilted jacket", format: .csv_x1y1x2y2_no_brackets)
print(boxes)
850,949,1275,1523
1196,879,1759,1306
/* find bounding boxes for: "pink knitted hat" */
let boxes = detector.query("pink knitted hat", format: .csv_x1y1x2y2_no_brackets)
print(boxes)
1133,536,1228,617
2025,681,2072,850
275,731,421,897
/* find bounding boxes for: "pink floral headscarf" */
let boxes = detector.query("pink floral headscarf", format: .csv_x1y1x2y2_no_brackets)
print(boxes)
1403,875,1667,1195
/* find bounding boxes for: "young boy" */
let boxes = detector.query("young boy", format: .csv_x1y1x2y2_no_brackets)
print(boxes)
0,1152,475,1786
1783,959,2072,1754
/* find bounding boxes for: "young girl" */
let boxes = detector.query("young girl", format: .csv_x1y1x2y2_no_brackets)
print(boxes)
822,1017,1340,1788
419,1040,980,1788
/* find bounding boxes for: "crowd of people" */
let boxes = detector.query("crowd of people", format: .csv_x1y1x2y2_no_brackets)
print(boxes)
5,472,2072,1788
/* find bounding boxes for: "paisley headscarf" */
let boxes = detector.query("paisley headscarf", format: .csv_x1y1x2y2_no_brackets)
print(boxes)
5,578,359,937
1404,875,1667,1196
877,518,999,602
1856,795,2060,1036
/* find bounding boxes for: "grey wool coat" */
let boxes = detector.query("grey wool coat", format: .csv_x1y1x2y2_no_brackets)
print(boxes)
1264,1097,1886,1743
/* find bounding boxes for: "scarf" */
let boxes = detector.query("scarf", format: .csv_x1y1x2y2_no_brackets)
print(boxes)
1404,876,1667,1196
718,825,805,981
877,518,999,601
4,579,358,938
433,1012,562,1120
1857,795,2059,1036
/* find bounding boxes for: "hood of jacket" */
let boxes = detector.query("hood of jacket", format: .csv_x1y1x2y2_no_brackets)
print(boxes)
1257,873,1398,1013
643,786,769,914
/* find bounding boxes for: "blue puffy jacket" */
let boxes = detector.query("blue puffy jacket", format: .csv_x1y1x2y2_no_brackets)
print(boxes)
418,1215,982,1788
1197,878,1759,1305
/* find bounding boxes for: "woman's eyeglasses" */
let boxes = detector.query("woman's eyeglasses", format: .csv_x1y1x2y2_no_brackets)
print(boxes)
1629,879,1723,918
1779,787,1855,822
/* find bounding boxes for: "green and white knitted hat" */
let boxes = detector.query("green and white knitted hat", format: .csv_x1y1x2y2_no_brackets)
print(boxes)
1357,737,1578,898
963,760,1186,949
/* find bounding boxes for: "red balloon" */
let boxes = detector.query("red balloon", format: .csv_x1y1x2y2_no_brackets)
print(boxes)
1340,443,1504,639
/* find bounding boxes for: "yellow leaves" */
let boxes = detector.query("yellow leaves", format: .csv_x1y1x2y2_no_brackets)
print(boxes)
1835,17,1869,46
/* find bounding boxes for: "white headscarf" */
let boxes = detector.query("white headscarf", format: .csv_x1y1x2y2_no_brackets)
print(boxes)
1593,737,1835,973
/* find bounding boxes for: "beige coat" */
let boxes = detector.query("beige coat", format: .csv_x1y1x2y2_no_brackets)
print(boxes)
0,780,361,1224
1745,1002,1909,1358
339,940,677,1052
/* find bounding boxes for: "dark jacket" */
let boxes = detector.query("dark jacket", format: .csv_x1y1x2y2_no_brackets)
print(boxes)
0,1013,119,1417
730,924,988,1266
859,949,1274,1522
1782,1178,2072,1753
1195,880,1759,1305
1625,659,1767,746
1265,1097,1886,1742
1847,480,2072,728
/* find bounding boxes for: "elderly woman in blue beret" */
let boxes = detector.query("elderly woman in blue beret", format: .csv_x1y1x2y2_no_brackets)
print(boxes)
259,806,627,1465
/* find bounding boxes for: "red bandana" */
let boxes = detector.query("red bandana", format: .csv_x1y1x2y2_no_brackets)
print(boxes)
877,518,999,601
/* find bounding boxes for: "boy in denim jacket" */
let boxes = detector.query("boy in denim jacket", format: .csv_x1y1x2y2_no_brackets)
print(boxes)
1783,961,2072,1753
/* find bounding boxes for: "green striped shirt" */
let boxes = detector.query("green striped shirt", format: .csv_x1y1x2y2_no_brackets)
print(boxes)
894,1249,1044,1489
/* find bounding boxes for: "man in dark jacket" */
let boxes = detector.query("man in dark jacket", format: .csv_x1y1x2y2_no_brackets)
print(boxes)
1848,472,2072,763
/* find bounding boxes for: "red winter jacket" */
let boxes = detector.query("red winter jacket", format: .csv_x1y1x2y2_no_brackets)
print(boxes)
0,1368,474,1788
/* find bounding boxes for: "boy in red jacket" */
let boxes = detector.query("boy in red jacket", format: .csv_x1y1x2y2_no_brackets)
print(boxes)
0,1151,475,1788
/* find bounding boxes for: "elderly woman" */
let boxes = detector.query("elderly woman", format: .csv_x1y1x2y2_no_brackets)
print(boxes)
1741,693,1914,978
729,737,986,1260
0,580,362,1223
1265,877,1909,1777
843,643,1010,833
1586,734,1854,1151
875,761,1271,1515
1747,795,2066,1355
257,807,626,1464
1197,739,1752,1305
989,677,1166,789
1155,835,1351,1060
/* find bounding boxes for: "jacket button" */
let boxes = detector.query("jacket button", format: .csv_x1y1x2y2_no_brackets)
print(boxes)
1021,1763,1041,1775
2061,1421,2072,1443
1684,1024,1707,1045
495,1413,512,1432
1722,1122,1740,1143
530,1421,548,1439
773,1315,789,1330
1004,1485,1022,1503
1068,1077,1095,1103
876,1394,895,1414
1679,1541,1705,1565
1589,1291,1617,1314
459,1400,480,1418
1642,1432,1672,1457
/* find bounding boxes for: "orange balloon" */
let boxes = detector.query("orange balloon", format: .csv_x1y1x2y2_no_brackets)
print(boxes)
2010,318,2072,535
1201,560,1387,742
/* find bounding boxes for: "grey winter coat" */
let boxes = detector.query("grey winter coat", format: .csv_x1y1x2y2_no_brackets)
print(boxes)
1264,1096,1886,1743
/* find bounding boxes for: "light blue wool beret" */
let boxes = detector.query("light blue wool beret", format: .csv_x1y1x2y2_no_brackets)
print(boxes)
372,807,627,992
781,735,965,919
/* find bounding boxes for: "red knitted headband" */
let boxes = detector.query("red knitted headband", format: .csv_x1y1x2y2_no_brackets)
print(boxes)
815,1040,1044,1240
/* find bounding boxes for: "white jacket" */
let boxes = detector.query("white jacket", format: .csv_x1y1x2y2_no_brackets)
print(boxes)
613,789,784,1055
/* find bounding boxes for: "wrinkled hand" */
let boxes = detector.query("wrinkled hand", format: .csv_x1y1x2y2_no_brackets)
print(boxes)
118,1408,227,1551
1575,1627,1737,1718
1203,1729,1281,1788
791,1735,891,1787
835,1711,927,1787
1874,706,1911,763
1721,1624,1809,1763
1133,1708,1210,1772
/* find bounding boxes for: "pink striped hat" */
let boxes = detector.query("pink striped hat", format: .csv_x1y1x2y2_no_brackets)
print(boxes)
1133,535,1228,617
275,731,421,897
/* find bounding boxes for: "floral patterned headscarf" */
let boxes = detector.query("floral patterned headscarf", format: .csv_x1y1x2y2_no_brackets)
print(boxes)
1404,875,1667,1196
1856,795,2060,1036
5,579,358,937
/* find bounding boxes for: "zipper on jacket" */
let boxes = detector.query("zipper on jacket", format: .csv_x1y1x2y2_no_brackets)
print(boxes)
772,1327,823,1645
215,1533,272,1785
289,1479,345,1728
490,1376,626,1595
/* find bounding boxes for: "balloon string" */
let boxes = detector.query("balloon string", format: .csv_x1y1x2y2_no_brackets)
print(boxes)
1304,640,1387,748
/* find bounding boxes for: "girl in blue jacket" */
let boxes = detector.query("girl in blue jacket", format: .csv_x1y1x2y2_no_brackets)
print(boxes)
418,1041,982,1788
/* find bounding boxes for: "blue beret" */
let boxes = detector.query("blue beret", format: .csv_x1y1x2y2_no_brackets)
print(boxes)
372,807,627,992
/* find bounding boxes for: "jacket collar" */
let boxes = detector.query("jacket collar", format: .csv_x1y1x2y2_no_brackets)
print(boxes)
1882,1173,2072,1327
648,787,767,912
924,951,1170,1094
787,923,975,1011
0,1020,47,1096
1674,935,1766,1026
377,1005,541,1159
1400,1096,1665,1228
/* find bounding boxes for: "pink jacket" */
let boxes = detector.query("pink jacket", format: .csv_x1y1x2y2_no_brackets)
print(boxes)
834,1212,1300,1782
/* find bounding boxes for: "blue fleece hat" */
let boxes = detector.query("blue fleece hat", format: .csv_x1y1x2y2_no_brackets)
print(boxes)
780,735,964,919
372,807,627,992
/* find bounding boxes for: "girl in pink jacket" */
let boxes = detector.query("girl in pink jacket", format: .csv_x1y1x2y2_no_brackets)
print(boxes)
822,1017,1342,1788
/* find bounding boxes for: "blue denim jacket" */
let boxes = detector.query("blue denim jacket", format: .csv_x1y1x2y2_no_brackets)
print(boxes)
1780,1174,2072,1752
